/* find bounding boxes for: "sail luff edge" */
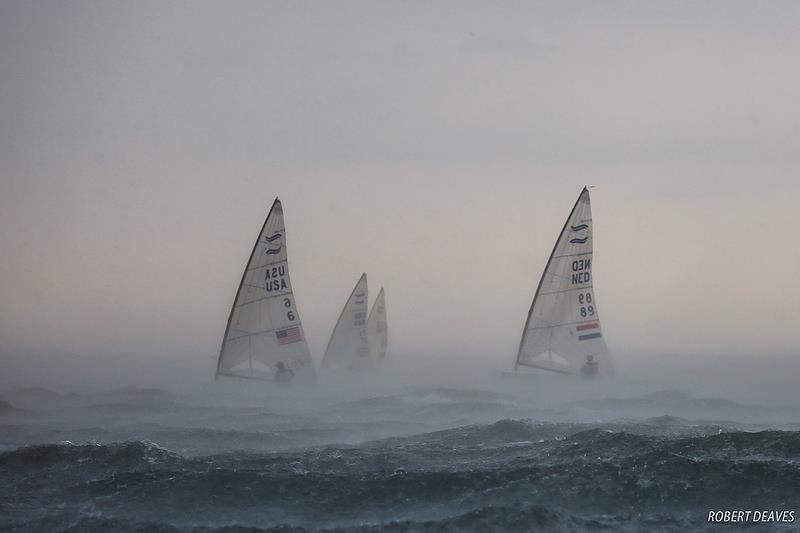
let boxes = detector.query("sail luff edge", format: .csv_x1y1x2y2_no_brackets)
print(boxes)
514,187,588,372
215,197,282,380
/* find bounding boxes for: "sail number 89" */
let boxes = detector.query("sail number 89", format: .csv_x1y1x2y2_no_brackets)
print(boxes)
578,293,594,317
283,298,295,321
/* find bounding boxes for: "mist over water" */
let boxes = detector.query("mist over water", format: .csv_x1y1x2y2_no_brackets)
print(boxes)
4,348,800,405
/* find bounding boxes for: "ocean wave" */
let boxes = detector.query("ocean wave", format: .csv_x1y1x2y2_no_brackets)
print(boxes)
4,426,800,531
0,440,181,471
6,424,800,468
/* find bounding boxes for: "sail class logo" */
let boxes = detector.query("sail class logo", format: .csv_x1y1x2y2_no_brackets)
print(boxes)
264,233,283,255
568,224,589,244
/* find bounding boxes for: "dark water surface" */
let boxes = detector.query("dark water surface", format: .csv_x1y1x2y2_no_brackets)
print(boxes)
2,381,799,532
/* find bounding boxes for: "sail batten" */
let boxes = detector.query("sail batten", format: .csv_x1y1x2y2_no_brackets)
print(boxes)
515,188,613,376
216,198,314,381
321,273,370,372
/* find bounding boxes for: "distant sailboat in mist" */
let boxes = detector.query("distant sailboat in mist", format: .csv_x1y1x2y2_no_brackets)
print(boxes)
515,187,614,377
320,273,371,372
367,288,388,363
216,198,315,381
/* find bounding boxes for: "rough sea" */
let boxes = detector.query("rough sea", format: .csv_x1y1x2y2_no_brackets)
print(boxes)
2,376,799,532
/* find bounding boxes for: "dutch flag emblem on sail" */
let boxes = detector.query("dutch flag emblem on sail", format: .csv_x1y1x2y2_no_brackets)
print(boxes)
576,322,602,341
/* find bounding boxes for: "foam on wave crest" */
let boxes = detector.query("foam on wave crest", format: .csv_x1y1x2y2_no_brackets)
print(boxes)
0,440,181,471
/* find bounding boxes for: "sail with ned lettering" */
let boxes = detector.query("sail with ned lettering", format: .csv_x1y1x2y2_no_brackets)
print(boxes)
515,188,613,376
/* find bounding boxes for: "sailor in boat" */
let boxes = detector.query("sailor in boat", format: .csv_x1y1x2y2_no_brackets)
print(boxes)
580,355,599,378
274,361,294,383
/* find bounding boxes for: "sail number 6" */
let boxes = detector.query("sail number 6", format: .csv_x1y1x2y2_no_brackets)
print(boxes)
284,298,295,321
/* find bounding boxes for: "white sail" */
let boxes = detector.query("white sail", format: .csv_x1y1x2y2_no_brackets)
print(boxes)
516,188,614,376
216,198,314,380
320,273,370,372
367,288,388,362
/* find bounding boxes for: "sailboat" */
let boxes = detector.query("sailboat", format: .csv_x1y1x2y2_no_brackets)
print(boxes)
514,187,614,377
367,288,388,363
320,273,371,372
216,198,315,381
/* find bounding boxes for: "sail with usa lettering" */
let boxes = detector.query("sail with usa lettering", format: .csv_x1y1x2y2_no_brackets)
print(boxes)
216,198,315,381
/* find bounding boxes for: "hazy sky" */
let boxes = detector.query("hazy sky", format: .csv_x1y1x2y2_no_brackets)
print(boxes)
2,1,799,380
